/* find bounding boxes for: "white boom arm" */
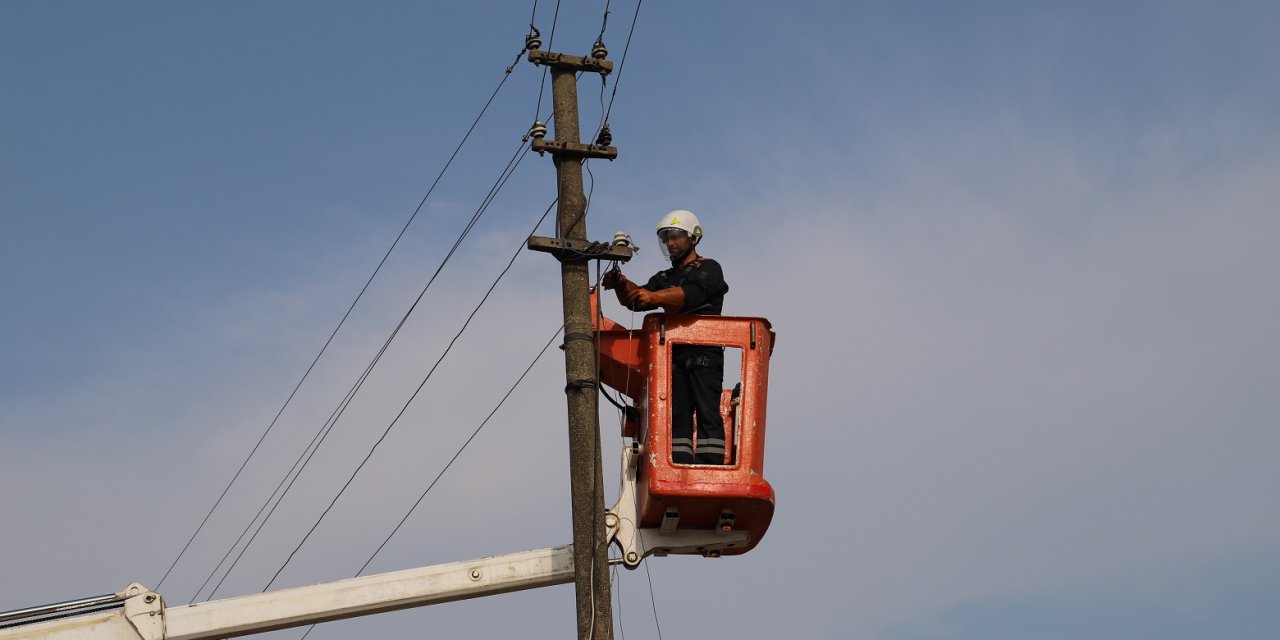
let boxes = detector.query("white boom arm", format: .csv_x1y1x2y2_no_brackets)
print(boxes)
605,445,748,568
2,447,748,638
0,546,573,640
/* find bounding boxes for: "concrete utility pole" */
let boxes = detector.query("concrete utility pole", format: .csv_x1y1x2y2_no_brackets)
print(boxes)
526,48,628,640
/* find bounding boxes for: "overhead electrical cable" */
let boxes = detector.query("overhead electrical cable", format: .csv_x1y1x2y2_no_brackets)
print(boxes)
201,139,534,600
597,6,662,635
356,322,563,577
532,0,563,122
602,0,643,124
158,44,534,596
598,0,612,41
354,199,561,581
260,146,537,592
297,314,560,640
603,328,662,640
644,559,664,640
614,563,625,640
195,351,376,601
589,262,609,640
292,198,561,639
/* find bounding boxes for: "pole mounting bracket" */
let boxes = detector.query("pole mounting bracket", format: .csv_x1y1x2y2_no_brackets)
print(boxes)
531,138,618,160
528,50,613,75
527,236,635,263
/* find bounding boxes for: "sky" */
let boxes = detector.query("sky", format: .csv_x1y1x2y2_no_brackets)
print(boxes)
2,1,1278,638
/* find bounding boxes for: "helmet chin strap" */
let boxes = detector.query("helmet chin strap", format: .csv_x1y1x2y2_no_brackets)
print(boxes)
668,237,697,265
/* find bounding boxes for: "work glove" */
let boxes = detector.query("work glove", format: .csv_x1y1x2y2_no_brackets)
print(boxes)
601,269,625,290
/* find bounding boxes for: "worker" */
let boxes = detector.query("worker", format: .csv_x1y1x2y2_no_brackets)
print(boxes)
601,210,729,464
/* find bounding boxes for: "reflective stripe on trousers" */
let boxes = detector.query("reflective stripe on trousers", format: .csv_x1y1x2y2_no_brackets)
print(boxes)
672,437,695,463
695,437,726,464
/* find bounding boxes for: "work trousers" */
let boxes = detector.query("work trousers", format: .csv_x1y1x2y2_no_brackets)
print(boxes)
670,349,726,465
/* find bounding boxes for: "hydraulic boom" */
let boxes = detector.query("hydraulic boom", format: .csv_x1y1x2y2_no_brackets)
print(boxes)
0,547,573,640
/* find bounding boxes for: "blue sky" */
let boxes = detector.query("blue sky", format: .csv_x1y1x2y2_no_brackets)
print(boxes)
2,2,1278,638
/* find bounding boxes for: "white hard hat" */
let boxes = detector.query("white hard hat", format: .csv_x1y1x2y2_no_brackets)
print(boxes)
655,210,702,260
656,209,702,239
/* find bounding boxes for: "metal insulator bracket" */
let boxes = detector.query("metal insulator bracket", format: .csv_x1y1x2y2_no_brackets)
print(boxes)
530,138,618,160
527,235,635,263
528,50,613,75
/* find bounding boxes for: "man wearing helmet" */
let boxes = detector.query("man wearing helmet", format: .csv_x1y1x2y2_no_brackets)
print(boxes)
601,210,730,465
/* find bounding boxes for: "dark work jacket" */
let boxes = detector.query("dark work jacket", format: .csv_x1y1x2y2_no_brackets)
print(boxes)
640,257,728,363
640,256,728,315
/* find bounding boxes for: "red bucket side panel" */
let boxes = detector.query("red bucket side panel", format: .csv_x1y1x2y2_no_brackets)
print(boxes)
636,314,777,554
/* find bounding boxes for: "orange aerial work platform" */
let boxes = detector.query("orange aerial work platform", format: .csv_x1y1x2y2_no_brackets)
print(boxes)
590,290,777,564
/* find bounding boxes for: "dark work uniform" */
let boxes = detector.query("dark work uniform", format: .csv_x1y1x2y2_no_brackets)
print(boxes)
639,257,729,464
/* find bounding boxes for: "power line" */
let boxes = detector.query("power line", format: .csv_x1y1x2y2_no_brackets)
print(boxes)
295,195,560,637
611,4,658,634
614,563,625,640
297,312,559,638
596,286,663,640
200,139,534,601
585,0,645,150
644,559,664,640
589,264,606,640
358,314,563,576
598,0,613,40
260,147,538,592
532,0,563,123
196,356,373,601
603,0,643,125
158,44,534,596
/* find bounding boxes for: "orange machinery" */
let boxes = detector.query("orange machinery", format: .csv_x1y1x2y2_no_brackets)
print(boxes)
591,290,776,562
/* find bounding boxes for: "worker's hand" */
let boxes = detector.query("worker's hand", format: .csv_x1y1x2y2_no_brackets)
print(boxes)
626,288,656,307
601,269,625,290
